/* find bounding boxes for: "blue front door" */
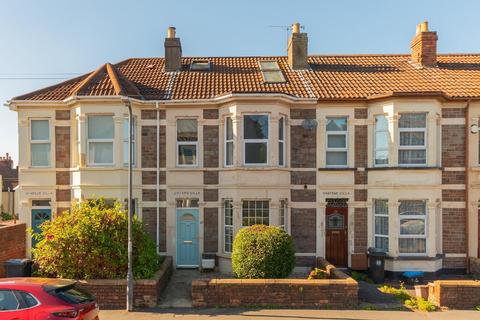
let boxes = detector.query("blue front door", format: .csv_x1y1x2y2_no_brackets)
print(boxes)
176,209,199,267
31,209,52,248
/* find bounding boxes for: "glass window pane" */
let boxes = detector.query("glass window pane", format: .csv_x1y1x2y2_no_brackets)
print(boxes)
31,143,51,166
226,141,234,166
263,71,286,83
375,151,389,165
278,142,284,166
400,132,425,146
177,119,198,142
375,132,389,149
399,150,426,164
399,238,426,253
245,142,267,164
326,151,347,166
327,134,346,148
400,219,425,235
178,144,197,165
244,115,268,139
399,113,426,128
375,237,388,252
399,200,426,215
226,117,233,140
376,115,388,131
259,61,280,70
0,290,19,311
123,118,136,141
326,118,347,131
279,117,284,139
88,115,114,139
89,142,113,164
375,216,389,235
31,120,49,140
123,141,136,165
374,200,388,215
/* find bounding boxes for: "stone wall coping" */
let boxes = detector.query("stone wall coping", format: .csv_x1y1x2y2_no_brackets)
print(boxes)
192,278,357,286
434,280,480,287
0,222,26,230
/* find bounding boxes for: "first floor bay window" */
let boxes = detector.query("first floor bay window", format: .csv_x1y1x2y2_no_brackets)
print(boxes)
30,119,51,167
177,119,198,166
399,200,427,254
399,113,427,166
242,200,269,226
279,199,287,230
225,117,234,167
326,117,348,167
243,114,269,165
223,199,233,252
123,117,136,166
374,115,389,166
373,200,389,252
88,115,114,165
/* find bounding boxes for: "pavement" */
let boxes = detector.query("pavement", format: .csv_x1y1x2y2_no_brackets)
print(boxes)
99,308,480,320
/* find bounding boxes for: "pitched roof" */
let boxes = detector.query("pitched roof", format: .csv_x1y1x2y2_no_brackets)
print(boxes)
11,54,480,102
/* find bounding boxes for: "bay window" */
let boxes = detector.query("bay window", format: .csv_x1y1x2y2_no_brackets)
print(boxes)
326,117,348,167
87,115,114,166
279,199,287,230
177,119,198,166
279,116,285,166
30,119,51,167
243,115,269,165
398,200,427,254
225,117,234,167
373,200,389,252
123,117,136,166
374,115,389,166
398,113,427,166
223,199,233,253
242,200,269,226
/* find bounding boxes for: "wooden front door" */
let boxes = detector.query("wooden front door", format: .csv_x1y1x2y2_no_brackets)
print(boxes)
325,206,348,267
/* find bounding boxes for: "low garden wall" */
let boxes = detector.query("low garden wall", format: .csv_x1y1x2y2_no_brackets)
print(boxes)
429,280,480,309
192,258,358,308
78,256,172,309
0,222,26,277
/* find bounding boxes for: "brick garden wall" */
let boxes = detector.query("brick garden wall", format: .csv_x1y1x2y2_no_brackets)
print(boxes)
431,280,480,309
78,256,172,309
0,223,26,277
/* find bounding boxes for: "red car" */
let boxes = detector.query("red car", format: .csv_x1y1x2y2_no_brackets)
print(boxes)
0,278,99,320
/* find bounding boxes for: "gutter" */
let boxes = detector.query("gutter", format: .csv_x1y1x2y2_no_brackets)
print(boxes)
156,101,160,254
465,99,471,273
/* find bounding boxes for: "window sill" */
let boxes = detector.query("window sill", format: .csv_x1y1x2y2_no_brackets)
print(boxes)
386,254,442,261
367,166,441,171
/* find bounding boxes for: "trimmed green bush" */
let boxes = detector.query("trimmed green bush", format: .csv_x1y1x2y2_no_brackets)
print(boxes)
232,224,295,278
32,198,159,279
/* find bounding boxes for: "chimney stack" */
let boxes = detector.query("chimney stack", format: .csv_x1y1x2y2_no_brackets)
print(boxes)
164,26,182,72
288,22,309,70
410,21,438,67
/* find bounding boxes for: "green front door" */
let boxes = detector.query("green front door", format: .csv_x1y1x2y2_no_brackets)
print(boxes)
31,209,51,248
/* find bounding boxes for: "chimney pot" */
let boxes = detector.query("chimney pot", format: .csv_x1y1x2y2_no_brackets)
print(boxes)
292,22,300,33
167,26,176,39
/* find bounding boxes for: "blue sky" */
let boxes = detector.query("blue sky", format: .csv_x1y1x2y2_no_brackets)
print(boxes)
1,0,479,164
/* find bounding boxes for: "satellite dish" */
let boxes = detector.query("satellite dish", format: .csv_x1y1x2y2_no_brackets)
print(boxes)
301,118,318,131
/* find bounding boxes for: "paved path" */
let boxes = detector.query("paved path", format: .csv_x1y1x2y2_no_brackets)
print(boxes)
100,309,480,320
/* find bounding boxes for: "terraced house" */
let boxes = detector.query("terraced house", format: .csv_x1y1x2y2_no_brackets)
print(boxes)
6,22,480,275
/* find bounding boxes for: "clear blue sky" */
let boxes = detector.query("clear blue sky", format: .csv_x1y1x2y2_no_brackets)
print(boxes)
1,0,479,164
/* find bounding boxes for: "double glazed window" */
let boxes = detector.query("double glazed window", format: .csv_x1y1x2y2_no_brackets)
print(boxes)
399,200,427,254
30,119,51,167
177,119,198,166
278,117,285,166
88,115,114,165
242,200,269,226
225,117,234,167
326,117,348,167
374,115,389,166
279,199,287,230
399,113,427,166
373,200,389,252
223,199,233,253
123,117,136,166
243,115,269,165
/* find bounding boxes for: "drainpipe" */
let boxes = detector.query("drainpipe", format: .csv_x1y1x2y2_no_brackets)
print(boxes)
465,99,471,274
156,101,160,253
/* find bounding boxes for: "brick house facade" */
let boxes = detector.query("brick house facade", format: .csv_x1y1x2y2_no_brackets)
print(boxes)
7,22,480,274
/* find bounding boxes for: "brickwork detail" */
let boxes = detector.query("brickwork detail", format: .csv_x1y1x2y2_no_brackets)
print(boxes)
354,189,367,201
141,126,157,168
354,171,367,184
203,109,219,119
290,108,316,119
442,208,466,254
354,125,367,168
56,171,70,185
159,126,166,168
142,207,166,251
203,208,218,252
203,171,219,185
354,108,368,119
295,256,316,267
442,189,465,202
443,257,466,269
0,223,26,277
142,171,166,185
142,189,166,202
291,189,316,202
291,208,316,253
203,125,219,168
291,126,316,168
204,189,218,202
56,189,71,202
55,110,70,120
441,125,465,167
442,170,465,184
442,108,465,118
290,171,316,185
55,126,70,168
354,208,367,253
432,280,480,309
141,109,165,120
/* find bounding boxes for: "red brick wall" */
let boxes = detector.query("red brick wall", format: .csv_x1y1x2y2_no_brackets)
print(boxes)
291,208,316,253
290,126,316,168
442,125,465,167
203,171,219,184
354,208,367,253
442,170,465,184
290,189,316,202
290,108,316,119
203,125,219,168
442,108,465,118
141,109,166,120
203,208,218,252
0,223,26,277
55,126,70,168
442,189,465,202
431,280,480,309
203,109,219,119
55,110,71,120
142,207,166,251
354,108,368,119
442,208,466,269
290,171,316,185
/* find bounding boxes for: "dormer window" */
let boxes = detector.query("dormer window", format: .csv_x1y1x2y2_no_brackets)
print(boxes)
259,61,286,83
190,60,211,71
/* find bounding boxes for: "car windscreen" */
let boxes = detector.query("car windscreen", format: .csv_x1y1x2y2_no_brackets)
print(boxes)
47,284,94,304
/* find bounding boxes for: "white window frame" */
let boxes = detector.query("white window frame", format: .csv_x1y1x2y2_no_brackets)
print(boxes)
325,117,348,168
398,113,427,167
30,119,51,168
241,199,270,227
224,116,234,167
278,116,286,167
223,199,233,253
176,118,198,167
374,115,389,167
279,199,288,231
123,116,136,167
87,115,115,166
398,200,427,256
373,199,389,252
243,114,269,166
